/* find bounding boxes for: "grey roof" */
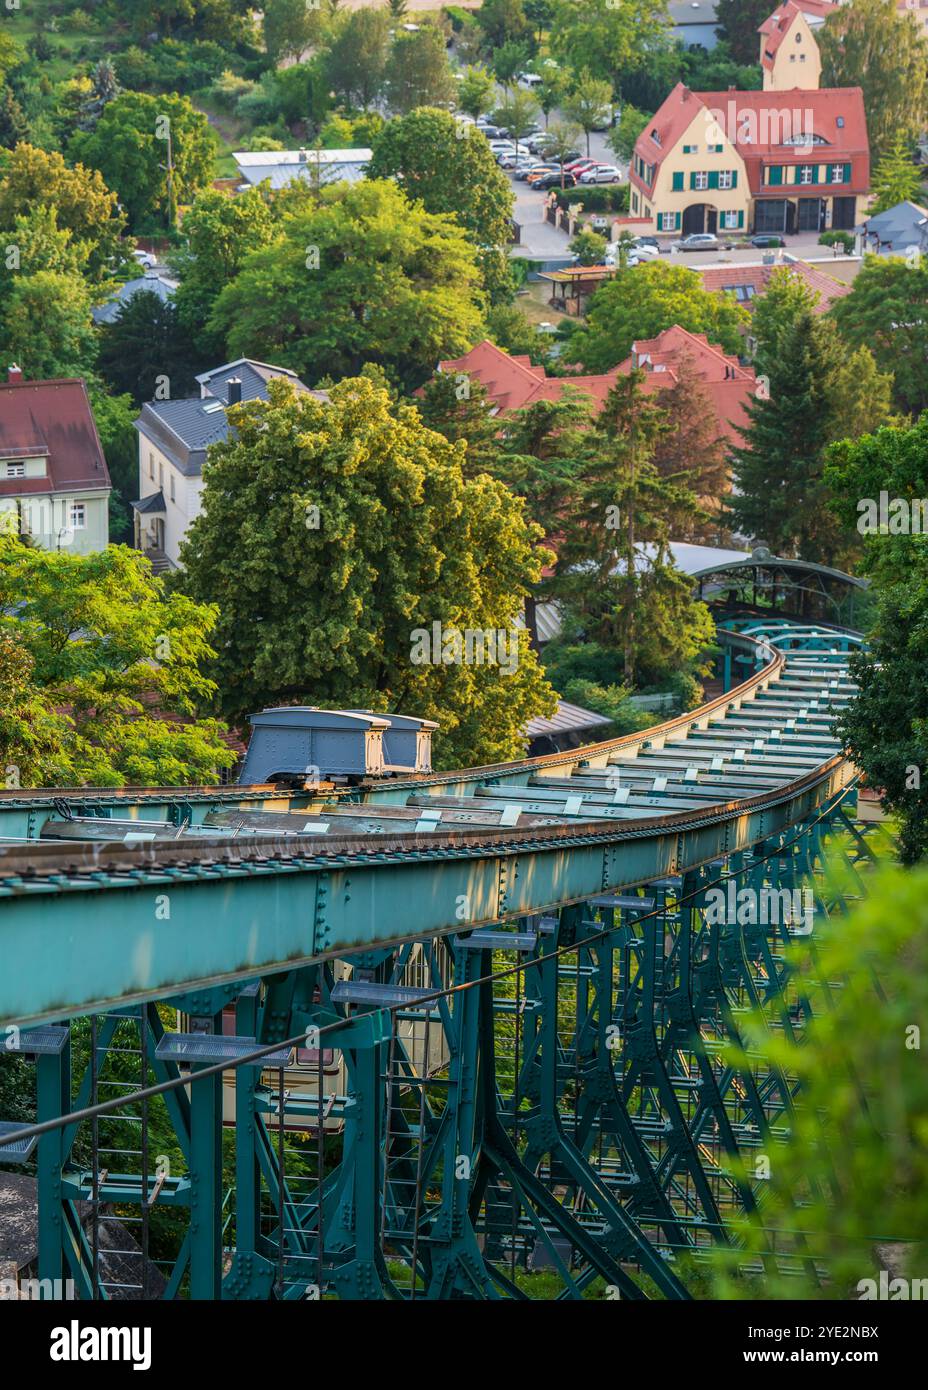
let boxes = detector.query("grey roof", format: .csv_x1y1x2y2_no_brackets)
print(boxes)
234,149,370,190
91,272,177,325
525,700,613,738
136,360,326,475
860,200,928,251
131,490,165,514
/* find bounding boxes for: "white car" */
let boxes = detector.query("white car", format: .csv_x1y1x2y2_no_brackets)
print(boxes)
579,164,623,184
133,249,157,269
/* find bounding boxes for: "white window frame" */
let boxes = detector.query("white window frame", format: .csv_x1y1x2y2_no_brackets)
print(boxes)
69,502,86,530
721,210,740,229
799,165,814,185
6,463,25,478
694,171,709,191
659,212,676,231
718,170,733,190
831,164,845,183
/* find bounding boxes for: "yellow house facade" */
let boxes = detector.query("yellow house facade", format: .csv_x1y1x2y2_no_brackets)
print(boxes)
759,3,822,92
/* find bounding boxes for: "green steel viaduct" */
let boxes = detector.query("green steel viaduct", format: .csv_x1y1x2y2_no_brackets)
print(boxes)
0,556,883,1301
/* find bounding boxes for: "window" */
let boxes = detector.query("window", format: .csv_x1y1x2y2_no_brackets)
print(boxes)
682,144,698,154
831,164,845,183
69,502,86,530
650,128,661,145
724,283,756,302
721,210,743,230
799,165,814,184
709,144,723,153
149,452,154,480
837,117,845,128
694,171,709,190
659,212,677,231
5,463,25,478
718,170,733,189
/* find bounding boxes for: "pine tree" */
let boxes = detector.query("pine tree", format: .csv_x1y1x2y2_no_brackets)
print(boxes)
869,130,923,214
417,371,502,478
0,85,28,149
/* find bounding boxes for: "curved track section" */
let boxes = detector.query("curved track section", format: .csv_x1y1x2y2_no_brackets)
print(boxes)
0,626,858,1027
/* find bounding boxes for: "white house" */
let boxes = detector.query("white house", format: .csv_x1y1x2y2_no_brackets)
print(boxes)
233,148,372,190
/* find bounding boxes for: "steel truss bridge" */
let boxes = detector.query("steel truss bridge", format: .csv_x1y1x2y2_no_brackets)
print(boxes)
0,621,880,1300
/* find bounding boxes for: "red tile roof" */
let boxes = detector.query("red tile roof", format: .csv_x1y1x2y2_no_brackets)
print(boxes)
758,2,805,69
0,375,110,498
439,330,756,447
696,257,851,313
632,83,870,201
616,326,757,446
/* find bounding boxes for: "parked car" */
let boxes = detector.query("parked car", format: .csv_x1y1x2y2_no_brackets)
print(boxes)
518,163,558,181
498,148,531,168
539,147,581,164
677,232,720,252
517,72,543,90
478,124,504,139
579,164,623,184
526,165,560,184
750,234,786,248
133,249,157,269
564,159,597,172
532,171,578,190
627,240,659,258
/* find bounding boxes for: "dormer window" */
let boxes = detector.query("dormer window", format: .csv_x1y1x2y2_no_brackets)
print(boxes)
837,117,845,128
651,129,661,145
6,463,25,478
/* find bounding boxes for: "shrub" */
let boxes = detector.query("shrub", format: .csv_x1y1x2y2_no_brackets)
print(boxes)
557,184,630,214
210,71,256,113
819,229,855,254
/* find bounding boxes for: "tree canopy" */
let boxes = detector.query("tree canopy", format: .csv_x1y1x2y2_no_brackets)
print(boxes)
819,0,928,160
208,179,485,390
0,540,233,787
177,376,556,767
831,255,928,417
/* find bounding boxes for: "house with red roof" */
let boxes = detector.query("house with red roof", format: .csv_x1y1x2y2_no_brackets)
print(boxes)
0,366,111,553
758,2,823,91
629,82,869,239
438,330,756,449
696,254,851,319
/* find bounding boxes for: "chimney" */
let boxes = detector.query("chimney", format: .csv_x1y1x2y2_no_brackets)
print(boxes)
227,376,243,405
7,364,23,384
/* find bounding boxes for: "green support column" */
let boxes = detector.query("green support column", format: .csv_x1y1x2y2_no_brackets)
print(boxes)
35,1041,69,1293
189,1015,224,1300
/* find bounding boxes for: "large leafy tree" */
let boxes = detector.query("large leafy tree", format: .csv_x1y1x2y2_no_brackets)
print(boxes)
324,8,390,109
476,0,533,51
548,0,672,85
825,416,928,862
417,370,503,478
0,540,234,787
171,185,278,357
714,0,775,65
70,91,215,230
263,0,327,63
385,26,455,115
831,255,928,416
1,270,97,380
569,261,748,372
97,291,200,405
368,107,515,302
456,65,496,120
208,179,484,390
729,309,893,565
819,0,928,160
177,376,555,767
0,144,128,278
562,70,613,157
0,84,28,148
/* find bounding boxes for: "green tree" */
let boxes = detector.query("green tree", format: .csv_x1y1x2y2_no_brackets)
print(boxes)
750,264,820,377
263,0,325,63
494,388,594,529
77,58,120,133
553,373,713,687
0,144,128,278
0,84,28,148
491,39,532,93
457,65,496,120
831,255,928,416
325,8,390,109
539,118,582,184
477,0,532,51
607,103,649,162
70,91,215,231
177,376,555,765
562,70,613,156
869,130,923,214
209,179,484,390
0,205,93,301
549,0,673,85
368,107,515,302
714,0,774,65
819,0,928,160
97,291,200,406
708,860,928,1296
1,270,97,380
90,389,139,543
492,89,540,142
417,369,502,477
728,309,888,565
570,260,749,372
569,227,607,265
172,185,278,357
385,26,454,114
0,539,234,786
536,69,568,128
0,633,67,787
649,351,732,544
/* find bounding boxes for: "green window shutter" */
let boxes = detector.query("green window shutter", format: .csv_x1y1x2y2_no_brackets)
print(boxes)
769,165,782,186
675,211,681,230
844,163,852,183
738,210,744,228
672,171,683,192
708,170,719,190
731,169,738,189
689,172,698,190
